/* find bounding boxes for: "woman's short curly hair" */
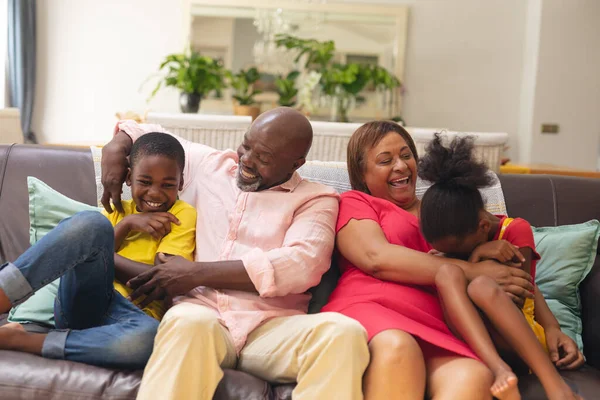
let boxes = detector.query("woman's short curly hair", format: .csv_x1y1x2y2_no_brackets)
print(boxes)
347,121,418,194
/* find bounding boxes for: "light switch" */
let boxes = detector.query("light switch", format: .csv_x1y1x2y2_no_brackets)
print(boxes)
541,124,559,134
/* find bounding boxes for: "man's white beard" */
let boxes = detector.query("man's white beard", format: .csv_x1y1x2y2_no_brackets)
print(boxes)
236,173,262,192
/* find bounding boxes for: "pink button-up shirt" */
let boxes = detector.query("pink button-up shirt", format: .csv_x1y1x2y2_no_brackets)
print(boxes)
117,121,339,352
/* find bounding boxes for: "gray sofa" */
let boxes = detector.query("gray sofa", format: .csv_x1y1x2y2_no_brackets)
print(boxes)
1,144,600,399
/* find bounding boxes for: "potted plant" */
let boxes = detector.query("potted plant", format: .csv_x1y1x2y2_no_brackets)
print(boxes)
149,51,226,113
275,34,402,122
227,67,262,121
275,71,300,107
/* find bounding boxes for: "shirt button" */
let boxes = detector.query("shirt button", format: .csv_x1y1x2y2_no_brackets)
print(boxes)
227,232,235,240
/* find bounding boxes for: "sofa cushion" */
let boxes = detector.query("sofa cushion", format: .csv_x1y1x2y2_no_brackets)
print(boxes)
8,177,101,327
534,221,600,352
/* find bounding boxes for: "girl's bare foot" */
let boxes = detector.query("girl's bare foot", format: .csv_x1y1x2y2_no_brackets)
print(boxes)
490,367,520,400
0,322,25,331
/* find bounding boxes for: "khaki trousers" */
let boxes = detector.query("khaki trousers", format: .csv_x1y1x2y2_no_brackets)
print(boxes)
136,302,369,400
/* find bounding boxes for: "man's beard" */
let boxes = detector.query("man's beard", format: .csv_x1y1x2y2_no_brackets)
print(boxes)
236,172,262,192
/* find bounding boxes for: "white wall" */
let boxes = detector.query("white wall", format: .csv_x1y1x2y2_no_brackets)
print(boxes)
528,0,600,169
35,0,600,169
336,0,527,160
33,0,187,144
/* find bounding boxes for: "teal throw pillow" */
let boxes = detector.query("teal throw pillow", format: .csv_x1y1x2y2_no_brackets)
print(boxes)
534,220,600,353
8,177,100,326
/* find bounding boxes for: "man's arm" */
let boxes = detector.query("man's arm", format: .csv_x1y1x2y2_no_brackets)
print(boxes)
127,194,339,305
101,131,133,213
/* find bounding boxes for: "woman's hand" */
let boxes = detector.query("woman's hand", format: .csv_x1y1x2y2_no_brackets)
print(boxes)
545,327,585,370
475,260,534,307
469,240,525,264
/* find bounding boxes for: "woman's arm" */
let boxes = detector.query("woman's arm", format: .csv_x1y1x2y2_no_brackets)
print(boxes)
337,218,534,299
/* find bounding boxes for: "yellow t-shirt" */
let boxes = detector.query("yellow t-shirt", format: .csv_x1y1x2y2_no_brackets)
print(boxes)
101,199,197,320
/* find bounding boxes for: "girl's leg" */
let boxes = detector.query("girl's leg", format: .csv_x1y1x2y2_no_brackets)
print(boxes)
435,264,518,399
365,329,426,400
426,352,494,400
468,275,581,400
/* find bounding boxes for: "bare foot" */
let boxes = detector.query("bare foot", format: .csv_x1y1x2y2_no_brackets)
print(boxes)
0,322,25,331
0,324,44,354
490,367,520,400
0,324,26,349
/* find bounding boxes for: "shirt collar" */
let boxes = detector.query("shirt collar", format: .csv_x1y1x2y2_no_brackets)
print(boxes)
273,171,302,192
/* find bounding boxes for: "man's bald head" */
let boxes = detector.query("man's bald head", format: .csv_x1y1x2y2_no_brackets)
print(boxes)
235,108,313,192
250,107,313,158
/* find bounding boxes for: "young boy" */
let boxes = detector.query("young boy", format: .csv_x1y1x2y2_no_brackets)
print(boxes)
105,131,196,320
0,132,195,369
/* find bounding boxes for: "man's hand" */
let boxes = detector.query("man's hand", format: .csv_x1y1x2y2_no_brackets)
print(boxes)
476,260,534,307
127,254,198,309
545,327,585,370
469,240,526,264
101,131,132,213
122,213,180,240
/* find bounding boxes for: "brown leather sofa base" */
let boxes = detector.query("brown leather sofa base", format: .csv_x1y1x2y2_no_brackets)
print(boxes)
1,145,599,399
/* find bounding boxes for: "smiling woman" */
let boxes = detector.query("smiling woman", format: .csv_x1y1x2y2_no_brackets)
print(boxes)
322,120,514,399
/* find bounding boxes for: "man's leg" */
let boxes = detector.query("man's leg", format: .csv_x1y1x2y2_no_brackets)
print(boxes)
136,302,237,400
238,312,369,400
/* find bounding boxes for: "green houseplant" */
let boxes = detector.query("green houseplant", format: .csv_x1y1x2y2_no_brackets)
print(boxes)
150,51,226,113
275,34,402,122
227,67,262,120
275,71,300,107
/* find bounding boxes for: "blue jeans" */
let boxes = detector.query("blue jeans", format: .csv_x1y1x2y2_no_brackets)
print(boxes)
0,211,159,369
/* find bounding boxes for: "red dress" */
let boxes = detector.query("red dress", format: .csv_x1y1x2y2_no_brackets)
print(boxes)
322,191,477,360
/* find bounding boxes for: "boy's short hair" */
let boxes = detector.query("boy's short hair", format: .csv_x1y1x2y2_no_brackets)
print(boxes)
130,132,185,172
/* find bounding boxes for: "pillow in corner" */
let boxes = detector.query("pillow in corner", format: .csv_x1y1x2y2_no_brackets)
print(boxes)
533,220,600,353
8,177,101,327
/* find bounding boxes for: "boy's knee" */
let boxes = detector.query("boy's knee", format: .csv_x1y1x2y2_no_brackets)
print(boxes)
435,263,466,289
67,211,113,243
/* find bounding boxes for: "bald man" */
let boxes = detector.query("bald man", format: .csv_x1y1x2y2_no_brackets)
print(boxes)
101,108,369,400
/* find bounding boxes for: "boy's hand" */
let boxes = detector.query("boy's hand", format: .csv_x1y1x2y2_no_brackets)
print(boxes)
469,240,526,264
123,213,180,240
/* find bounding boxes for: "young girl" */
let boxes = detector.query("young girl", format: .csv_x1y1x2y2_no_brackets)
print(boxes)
418,134,581,400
